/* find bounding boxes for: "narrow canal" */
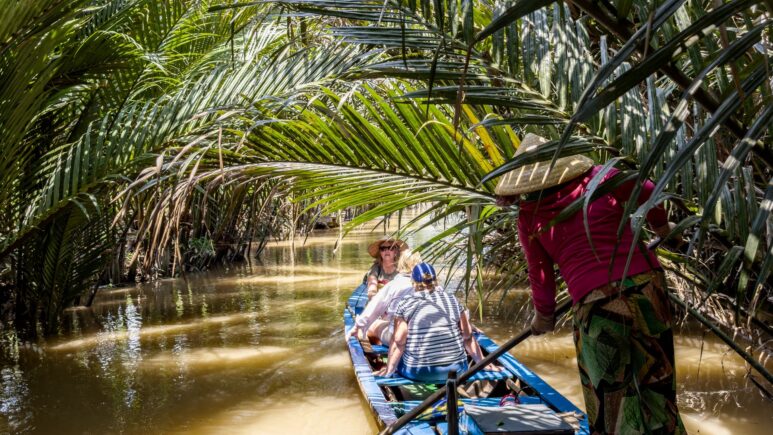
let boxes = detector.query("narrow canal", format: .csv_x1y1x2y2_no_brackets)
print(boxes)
1,226,770,434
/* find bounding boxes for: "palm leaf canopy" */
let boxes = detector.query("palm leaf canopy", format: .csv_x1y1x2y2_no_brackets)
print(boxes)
2,1,772,385
137,1,772,375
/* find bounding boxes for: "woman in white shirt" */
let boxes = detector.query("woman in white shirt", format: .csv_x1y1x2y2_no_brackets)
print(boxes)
350,249,423,346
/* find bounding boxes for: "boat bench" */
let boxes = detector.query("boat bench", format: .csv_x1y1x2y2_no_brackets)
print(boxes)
366,342,515,387
374,367,514,387
368,344,389,354
392,400,574,435
393,396,541,410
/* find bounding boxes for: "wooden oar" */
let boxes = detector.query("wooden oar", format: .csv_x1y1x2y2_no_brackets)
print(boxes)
377,298,573,435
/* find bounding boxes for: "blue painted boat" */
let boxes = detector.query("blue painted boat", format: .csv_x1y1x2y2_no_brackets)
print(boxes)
345,283,590,434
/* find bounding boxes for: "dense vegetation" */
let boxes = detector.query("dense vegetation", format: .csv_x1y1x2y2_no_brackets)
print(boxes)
0,1,770,384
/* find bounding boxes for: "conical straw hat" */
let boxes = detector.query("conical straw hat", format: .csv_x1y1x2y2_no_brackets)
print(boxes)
494,134,594,196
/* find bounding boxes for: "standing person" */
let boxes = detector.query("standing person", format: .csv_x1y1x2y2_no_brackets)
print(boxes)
375,263,495,383
365,238,408,299
349,249,424,345
493,133,685,434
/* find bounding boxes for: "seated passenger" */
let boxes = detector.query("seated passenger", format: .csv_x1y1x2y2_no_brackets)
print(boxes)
365,237,407,299
349,249,424,345
375,263,494,383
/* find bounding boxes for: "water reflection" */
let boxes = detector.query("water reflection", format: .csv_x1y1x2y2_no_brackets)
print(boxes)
2,229,381,433
172,333,188,386
141,346,292,370
0,226,771,434
49,312,260,352
175,289,185,318
0,366,31,432
123,296,142,408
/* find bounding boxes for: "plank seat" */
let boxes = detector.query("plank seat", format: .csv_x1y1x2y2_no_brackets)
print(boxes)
393,396,542,408
374,368,513,387
389,397,544,423
369,344,389,354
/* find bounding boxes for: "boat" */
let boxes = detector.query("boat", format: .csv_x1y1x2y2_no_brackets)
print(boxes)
344,283,590,434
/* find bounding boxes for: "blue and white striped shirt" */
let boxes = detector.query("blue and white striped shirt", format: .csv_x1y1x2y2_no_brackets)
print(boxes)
394,290,467,369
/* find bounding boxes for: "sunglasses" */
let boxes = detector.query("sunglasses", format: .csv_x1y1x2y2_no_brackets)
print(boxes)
379,245,399,252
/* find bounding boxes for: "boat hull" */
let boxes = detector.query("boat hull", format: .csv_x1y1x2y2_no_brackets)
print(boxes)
344,283,589,434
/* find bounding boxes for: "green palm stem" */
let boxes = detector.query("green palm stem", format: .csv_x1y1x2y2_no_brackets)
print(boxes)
667,292,773,386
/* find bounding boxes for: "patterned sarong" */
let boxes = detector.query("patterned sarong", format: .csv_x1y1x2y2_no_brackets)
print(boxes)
572,271,686,434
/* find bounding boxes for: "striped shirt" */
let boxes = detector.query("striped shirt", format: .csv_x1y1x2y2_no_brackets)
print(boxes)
394,290,467,369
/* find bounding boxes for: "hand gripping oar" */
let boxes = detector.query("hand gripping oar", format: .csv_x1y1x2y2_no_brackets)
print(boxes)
377,298,573,435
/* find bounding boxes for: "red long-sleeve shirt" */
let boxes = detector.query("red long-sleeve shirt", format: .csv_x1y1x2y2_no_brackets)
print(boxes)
518,166,667,316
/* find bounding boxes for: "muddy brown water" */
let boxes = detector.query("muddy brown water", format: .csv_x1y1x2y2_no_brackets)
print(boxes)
1,227,771,434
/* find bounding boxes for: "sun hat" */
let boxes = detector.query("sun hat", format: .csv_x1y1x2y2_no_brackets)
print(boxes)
367,238,408,258
411,262,437,283
494,133,594,196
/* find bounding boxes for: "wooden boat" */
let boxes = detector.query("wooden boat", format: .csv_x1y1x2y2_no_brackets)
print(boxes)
344,283,590,434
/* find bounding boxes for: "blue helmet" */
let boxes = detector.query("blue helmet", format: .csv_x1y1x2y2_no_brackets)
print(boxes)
411,262,437,283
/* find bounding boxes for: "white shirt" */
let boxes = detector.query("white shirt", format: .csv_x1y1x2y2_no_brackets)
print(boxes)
355,274,414,330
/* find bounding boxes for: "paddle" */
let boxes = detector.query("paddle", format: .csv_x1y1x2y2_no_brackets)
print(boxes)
377,298,573,435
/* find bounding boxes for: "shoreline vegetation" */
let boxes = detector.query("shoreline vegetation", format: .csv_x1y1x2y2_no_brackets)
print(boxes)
1,0,771,394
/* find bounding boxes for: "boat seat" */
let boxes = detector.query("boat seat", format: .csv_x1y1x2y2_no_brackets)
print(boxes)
461,404,575,434
394,397,541,410
390,397,545,425
356,338,385,355
375,368,513,387
369,344,389,354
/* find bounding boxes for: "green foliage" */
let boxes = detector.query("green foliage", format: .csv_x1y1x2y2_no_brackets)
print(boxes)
2,0,772,377
0,0,359,334
14,205,113,335
201,0,772,339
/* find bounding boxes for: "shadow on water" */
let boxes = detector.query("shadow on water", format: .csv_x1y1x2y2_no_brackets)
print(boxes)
1,224,771,434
